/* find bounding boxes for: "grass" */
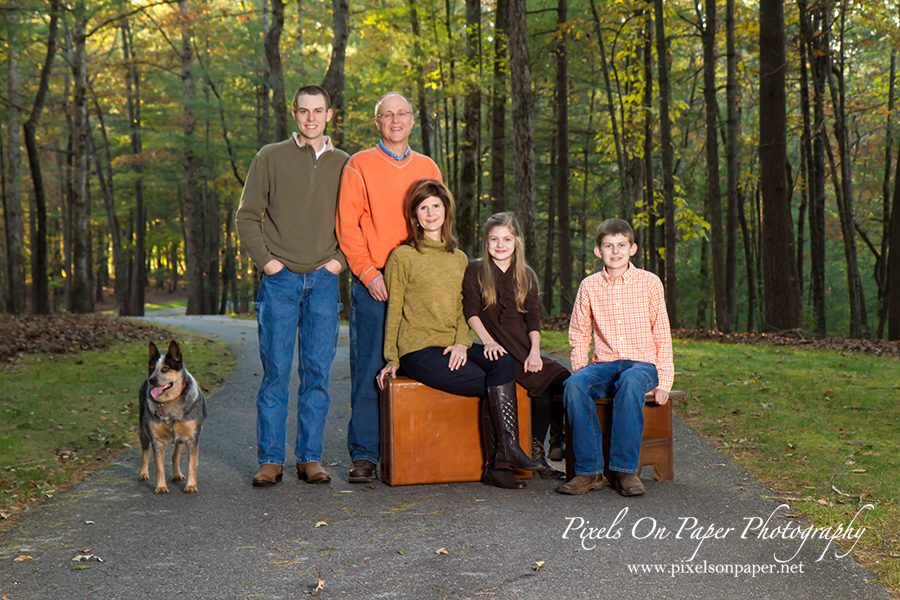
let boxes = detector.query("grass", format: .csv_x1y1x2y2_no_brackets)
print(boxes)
144,297,188,311
0,330,233,522
674,339,900,592
541,330,569,357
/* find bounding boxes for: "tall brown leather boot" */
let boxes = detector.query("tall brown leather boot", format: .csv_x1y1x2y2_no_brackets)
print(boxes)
487,382,546,471
480,398,525,488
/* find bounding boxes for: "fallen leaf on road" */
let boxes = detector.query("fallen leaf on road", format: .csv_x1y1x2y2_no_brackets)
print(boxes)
314,521,328,528
84,520,95,524
303,574,325,596
0,511,9,520
435,548,448,555
14,555,34,562
73,554,104,562
531,560,545,572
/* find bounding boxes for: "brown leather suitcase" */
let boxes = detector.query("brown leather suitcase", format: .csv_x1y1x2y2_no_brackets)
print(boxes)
379,377,533,486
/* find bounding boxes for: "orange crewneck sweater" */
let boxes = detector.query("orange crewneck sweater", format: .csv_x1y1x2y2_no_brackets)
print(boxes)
336,146,442,287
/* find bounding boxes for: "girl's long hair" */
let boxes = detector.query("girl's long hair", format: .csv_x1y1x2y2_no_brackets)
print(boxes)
401,179,458,253
479,212,532,312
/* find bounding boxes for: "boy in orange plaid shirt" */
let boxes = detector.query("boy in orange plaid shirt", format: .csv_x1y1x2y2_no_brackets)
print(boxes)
557,218,673,497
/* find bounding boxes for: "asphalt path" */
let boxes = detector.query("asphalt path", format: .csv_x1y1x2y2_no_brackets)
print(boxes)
0,313,892,599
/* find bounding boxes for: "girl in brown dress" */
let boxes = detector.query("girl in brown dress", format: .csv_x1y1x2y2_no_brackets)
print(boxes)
463,213,569,479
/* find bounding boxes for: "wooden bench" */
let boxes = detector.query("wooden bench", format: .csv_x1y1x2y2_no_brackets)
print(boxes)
563,390,686,483
379,377,532,486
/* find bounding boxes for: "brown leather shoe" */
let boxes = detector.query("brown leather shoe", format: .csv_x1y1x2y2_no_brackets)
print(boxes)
556,474,604,495
348,459,377,483
252,463,284,487
296,461,331,485
610,471,645,496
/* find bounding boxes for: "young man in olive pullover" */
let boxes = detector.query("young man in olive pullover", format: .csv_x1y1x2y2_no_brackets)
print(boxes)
236,85,349,487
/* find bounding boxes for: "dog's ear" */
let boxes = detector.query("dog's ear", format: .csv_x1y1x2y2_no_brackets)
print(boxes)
168,340,182,363
148,342,161,376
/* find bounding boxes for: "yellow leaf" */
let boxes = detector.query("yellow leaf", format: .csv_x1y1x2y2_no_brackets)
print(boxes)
14,555,34,562
314,521,328,528
435,547,449,555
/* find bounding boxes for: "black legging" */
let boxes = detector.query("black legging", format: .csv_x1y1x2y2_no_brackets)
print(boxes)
531,370,569,443
399,344,515,397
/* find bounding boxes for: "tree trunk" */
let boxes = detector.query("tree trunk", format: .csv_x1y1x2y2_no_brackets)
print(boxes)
544,132,557,316
446,0,459,193
0,134,7,311
63,66,73,307
490,0,508,213
826,1,867,338
556,0,572,313
321,0,349,149
320,0,350,314
759,0,802,332
798,0,824,336
457,0,480,257
265,0,287,141
654,0,677,327
809,7,828,336
508,0,537,268
258,0,270,146
702,0,726,332
643,8,657,276
22,0,59,315
888,137,900,340
696,232,709,328
408,0,432,157
724,0,739,331
88,98,126,316
589,0,627,217
5,0,25,314
70,0,93,314
122,19,145,316
296,0,304,58
878,52,896,338
180,0,203,315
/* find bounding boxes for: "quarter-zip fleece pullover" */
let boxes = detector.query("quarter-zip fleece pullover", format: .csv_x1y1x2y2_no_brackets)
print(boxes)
236,137,349,274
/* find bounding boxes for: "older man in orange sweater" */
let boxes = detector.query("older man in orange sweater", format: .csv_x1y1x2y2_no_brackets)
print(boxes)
336,92,442,483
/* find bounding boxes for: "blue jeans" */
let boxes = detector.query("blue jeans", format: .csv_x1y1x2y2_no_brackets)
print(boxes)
563,360,659,476
255,267,341,466
347,275,387,463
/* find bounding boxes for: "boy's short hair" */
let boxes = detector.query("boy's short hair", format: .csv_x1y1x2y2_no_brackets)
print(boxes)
292,85,331,111
595,218,635,247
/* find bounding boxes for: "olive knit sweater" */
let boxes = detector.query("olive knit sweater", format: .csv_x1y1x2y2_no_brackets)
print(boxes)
383,238,472,368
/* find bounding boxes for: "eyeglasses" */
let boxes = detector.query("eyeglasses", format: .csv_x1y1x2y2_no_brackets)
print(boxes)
377,111,412,121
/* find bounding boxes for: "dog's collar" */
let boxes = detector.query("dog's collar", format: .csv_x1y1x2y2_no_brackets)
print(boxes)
154,379,189,416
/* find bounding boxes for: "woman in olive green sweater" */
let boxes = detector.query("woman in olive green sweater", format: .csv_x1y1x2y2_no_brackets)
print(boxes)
376,179,545,488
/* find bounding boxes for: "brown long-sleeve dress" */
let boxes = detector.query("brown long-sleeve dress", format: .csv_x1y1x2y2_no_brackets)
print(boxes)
462,260,569,398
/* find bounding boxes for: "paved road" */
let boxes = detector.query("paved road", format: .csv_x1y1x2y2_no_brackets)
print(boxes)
0,314,891,599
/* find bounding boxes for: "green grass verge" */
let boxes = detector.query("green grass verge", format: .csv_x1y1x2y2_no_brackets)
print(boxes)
541,330,569,357
674,339,900,591
0,331,233,521
144,297,188,311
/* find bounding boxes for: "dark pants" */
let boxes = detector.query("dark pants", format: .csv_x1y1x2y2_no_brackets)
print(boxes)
532,371,569,443
399,345,515,397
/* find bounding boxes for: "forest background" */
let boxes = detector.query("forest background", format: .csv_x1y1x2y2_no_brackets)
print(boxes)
2,0,900,341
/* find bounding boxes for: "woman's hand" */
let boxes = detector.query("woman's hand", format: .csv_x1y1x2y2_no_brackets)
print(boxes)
524,348,544,373
376,365,397,390
443,344,469,371
483,341,507,361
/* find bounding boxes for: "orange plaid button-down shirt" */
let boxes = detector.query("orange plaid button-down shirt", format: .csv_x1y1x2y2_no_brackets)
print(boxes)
568,263,674,391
